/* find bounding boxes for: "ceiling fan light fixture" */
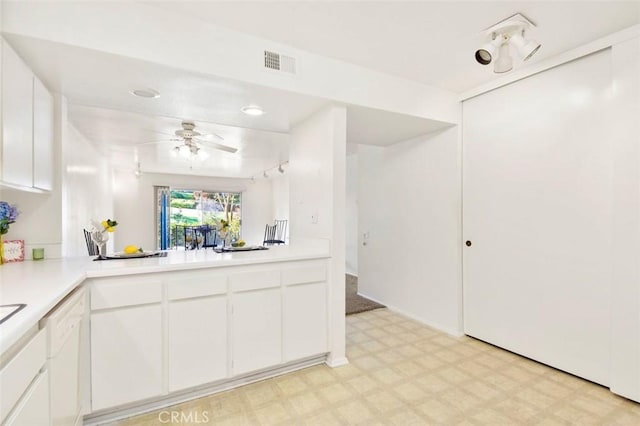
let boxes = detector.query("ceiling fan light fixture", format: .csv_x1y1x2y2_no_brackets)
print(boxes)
131,88,160,99
241,105,265,116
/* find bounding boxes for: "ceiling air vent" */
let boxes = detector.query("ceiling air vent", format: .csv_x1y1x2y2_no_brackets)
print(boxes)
264,50,296,75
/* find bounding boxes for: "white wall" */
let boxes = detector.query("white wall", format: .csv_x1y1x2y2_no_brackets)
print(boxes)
112,171,273,251
358,126,462,335
289,105,347,366
345,151,358,276
62,120,113,257
270,173,290,239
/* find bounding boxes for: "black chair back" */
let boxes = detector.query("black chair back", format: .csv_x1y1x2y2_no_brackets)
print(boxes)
263,223,285,245
84,229,99,256
274,219,287,243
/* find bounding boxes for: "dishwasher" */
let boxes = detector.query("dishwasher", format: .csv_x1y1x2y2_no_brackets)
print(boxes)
41,287,85,426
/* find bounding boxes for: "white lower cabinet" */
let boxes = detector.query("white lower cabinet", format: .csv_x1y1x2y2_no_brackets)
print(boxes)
232,288,282,375
91,305,163,411
168,296,228,392
4,370,50,426
87,260,328,417
284,282,328,361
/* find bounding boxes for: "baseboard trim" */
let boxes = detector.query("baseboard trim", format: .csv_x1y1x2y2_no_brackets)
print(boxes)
325,356,349,368
84,354,327,425
356,291,464,338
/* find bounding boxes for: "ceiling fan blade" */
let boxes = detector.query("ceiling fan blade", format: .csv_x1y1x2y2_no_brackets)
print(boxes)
199,132,224,141
138,138,182,146
195,139,238,154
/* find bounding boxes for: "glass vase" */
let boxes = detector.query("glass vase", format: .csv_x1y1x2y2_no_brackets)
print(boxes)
91,230,109,259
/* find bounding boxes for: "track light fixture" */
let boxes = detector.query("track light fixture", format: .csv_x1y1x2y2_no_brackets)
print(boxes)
475,13,541,74
251,161,290,181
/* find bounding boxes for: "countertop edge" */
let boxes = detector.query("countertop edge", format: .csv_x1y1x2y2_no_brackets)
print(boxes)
1,248,331,356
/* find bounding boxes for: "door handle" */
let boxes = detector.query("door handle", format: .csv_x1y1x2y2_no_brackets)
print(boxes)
465,241,472,247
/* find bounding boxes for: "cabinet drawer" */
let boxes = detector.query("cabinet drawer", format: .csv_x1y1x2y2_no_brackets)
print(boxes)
282,265,326,286
91,280,162,310
230,269,280,293
0,329,46,424
167,276,227,300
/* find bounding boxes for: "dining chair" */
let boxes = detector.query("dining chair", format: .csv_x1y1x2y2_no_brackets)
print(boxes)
200,225,218,249
263,223,285,245
83,229,99,256
274,219,287,243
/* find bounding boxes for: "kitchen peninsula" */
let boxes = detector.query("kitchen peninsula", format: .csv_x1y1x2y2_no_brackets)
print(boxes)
0,243,331,424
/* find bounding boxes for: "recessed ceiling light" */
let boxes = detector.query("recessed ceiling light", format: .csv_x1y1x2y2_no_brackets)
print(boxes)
241,105,265,116
131,88,160,99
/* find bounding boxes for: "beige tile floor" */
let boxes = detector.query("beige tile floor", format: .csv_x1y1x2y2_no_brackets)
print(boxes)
117,308,640,425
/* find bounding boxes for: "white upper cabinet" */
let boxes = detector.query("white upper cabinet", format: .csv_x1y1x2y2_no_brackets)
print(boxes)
33,77,54,191
1,39,34,188
1,38,54,192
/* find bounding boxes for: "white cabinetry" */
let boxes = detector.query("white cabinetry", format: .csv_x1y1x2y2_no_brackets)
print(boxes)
232,288,282,375
3,370,50,426
90,280,163,411
0,329,49,425
282,264,328,361
0,38,54,192
87,259,329,417
1,39,33,188
33,77,54,191
168,275,228,392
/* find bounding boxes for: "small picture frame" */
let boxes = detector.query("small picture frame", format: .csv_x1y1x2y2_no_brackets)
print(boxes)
2,240,25,263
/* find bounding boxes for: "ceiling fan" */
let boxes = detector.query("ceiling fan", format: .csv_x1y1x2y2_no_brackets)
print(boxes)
142,121,238,155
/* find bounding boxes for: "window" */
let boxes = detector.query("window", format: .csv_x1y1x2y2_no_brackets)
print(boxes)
156,188,242,249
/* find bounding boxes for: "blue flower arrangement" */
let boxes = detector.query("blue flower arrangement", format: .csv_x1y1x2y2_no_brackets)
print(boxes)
0,201,19,235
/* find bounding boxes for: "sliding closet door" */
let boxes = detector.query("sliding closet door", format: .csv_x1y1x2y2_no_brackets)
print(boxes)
463,50,612,385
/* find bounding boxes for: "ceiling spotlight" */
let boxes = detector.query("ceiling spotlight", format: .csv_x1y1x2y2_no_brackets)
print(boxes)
134,162,142,178
475,13,541,73
131,88,160,99
475,36,504,66
509,32,541,61
278,164,285,174
241,105,265,116
263,171,269,178
493,43,513,73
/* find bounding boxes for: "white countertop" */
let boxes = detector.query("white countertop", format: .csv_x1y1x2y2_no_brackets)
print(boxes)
0,244,330,355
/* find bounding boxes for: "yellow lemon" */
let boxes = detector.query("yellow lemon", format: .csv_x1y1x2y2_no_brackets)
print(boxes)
124,245,138,254
237,240,246,247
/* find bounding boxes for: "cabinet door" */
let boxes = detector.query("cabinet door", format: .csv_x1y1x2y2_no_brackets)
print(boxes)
4,370,50,426
168,296,228,392
91,305,162,411
1,40,33,187
232,289,281,375
32,77,54,191
283,282,328,361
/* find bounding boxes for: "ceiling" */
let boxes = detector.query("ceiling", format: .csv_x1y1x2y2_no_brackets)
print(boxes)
148,1,640,93
6,34,448,178
8,1,633,178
